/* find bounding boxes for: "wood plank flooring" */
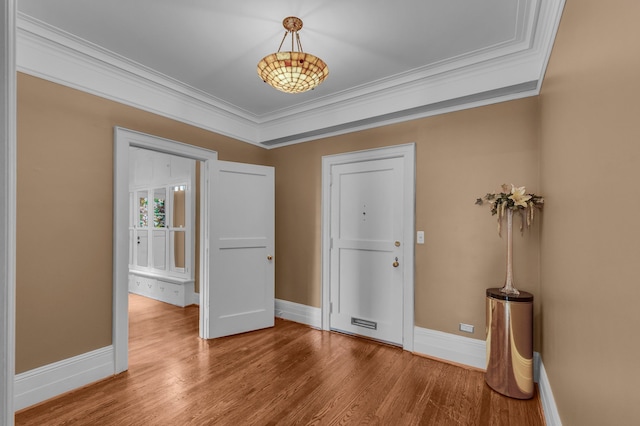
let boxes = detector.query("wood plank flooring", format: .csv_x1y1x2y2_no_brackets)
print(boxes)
16,294,545,425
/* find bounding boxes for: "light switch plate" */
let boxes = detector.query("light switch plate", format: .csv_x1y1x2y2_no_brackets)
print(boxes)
417,231,425,244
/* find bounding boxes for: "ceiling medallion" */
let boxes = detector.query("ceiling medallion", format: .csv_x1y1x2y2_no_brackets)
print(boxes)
257,16,329,94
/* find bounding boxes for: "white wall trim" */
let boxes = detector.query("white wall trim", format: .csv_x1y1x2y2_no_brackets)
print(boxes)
538,358,562,426
14,346,114,412
414,326,487,370
275,299,321,329
1,0,17,423
413,325,544,376
534,0,567,94
16,13,260,146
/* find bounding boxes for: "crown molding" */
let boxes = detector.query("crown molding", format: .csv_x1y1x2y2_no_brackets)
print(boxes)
16,0,564,148
16,13,262,146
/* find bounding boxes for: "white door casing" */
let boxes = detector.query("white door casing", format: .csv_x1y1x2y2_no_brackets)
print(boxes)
1,0,17,422
321,144,415,351
329,157,405,345
206,161,275,339
114,127,218,372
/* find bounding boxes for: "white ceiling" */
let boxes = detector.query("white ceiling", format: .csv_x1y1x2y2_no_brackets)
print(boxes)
16,0,565,147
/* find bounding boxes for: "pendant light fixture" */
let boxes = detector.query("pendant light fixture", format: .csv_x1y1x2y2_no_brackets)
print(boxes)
257,16,329,94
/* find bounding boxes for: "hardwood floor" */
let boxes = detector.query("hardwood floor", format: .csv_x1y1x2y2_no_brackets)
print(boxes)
16,294,545,425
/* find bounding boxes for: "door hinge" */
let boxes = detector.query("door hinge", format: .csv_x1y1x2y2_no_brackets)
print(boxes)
330,238,333,250
330,302,333,314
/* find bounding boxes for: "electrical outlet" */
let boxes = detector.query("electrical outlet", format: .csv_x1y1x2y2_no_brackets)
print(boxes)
459,323,474,333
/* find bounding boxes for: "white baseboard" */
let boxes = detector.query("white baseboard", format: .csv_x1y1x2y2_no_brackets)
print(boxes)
190,291,200,306
538,358,562,425
275,299,321,329
14,346,114,411
413,326,487,369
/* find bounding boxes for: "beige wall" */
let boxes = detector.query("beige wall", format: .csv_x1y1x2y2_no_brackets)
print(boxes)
269,99,541,343
539,0,640,424
16,73,268,373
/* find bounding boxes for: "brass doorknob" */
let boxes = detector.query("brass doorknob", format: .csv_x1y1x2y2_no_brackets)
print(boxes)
267,255,273,261
393,257,399,267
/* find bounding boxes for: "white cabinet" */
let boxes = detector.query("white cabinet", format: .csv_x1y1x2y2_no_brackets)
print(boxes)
128,273,196,307
156,281,186,306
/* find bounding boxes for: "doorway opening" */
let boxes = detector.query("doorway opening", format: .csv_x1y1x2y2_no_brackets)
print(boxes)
114,127,217,373
126,147,200,362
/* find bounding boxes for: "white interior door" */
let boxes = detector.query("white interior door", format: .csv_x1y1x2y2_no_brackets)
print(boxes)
207,160,275,339
329,157,405,345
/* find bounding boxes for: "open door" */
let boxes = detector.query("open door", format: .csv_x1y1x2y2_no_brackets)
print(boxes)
205,160,275,339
